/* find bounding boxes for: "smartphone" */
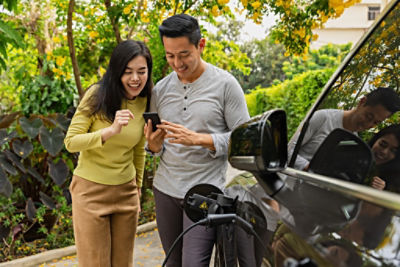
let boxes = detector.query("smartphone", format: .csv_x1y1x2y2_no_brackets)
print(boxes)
143,112,161,132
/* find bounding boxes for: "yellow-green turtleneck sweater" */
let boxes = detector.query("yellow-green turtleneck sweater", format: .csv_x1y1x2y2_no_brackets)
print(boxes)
64,86,146,187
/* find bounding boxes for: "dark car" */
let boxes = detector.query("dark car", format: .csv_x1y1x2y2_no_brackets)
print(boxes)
182,1,400,266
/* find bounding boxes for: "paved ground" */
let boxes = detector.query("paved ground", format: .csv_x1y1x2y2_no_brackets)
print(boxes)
35,164,241,267
39,228,164,267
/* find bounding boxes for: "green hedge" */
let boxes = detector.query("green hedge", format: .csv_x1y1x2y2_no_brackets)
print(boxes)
245,68,335,138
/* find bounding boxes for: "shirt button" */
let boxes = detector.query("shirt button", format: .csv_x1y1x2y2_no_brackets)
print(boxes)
184,86,186,89
184,107,187,111
184,96,187,99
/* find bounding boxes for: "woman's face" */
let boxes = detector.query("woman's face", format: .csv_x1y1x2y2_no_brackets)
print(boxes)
372,133,399,165
120,55,148,99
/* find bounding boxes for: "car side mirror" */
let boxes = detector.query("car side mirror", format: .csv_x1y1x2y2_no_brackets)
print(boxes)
229,109,288,195
309,128,373,184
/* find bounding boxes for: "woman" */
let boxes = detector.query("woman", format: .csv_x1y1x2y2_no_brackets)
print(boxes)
369,124,400,191
64,40,153,267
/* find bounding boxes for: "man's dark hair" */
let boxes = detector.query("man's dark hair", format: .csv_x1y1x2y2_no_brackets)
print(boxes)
159,14,201,47
365,87,400,114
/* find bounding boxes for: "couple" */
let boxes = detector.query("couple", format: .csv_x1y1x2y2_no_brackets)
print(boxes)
64,14,249,267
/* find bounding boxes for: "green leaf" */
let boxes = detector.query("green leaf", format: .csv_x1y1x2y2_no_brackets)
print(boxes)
0,112,20,129
19,117,43,139
0,129,8,146
12,139,33,159
39,126,65,156
48,159,69,186
39,191,56,210
0,153,18,176
26,198,36,221
4,149,26,173
48,114,71,132
0,20,24,46
0,167,12,197
27,166,45,184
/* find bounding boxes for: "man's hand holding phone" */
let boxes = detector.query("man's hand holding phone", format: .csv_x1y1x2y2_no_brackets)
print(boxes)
143,113,166,153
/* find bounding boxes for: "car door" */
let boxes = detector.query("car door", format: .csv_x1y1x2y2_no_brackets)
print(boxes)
228,1,400,266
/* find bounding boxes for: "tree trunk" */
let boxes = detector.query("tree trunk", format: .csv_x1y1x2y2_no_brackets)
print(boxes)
67,0,84,98
104,0,122,43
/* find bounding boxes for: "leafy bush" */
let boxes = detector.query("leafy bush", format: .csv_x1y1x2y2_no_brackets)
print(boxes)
19,72,78,116
0,112,76,261
246,68,335,138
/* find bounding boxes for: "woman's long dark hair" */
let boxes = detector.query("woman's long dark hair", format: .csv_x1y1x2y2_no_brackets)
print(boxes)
86,40,153,122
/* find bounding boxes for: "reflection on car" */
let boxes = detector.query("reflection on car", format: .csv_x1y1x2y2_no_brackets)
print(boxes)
182,1,400,266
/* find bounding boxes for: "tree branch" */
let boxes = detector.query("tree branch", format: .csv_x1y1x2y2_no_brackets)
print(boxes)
104,0,122,43
67,0,84,98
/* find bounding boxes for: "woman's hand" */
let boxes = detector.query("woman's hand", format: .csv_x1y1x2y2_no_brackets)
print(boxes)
371,176,386,190
101,109,134,142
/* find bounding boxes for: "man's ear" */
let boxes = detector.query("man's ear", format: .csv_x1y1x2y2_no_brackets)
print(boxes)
357,96,367,108
198,38,206,53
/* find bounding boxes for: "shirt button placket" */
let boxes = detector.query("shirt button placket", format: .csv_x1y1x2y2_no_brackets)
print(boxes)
183,85,188,112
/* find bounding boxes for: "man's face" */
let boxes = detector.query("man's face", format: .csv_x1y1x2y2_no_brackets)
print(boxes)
352,103,391,132
162,36,205,83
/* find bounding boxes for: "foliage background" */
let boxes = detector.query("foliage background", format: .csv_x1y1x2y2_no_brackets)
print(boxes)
0,0,358,262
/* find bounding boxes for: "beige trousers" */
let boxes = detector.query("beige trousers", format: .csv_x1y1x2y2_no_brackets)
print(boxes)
70,175,139,267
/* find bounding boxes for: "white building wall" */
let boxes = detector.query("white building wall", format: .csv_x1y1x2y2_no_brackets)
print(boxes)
311,0,384,49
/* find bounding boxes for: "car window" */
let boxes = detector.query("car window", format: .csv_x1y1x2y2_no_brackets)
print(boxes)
289,1,400,194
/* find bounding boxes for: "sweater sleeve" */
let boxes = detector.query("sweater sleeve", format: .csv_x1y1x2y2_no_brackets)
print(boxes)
64,89,104,153
288,110,327,170
134,135,146,188
210,76,250,158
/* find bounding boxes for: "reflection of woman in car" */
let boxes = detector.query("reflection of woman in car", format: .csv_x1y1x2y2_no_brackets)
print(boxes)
339,125,400,249
368,124,400,191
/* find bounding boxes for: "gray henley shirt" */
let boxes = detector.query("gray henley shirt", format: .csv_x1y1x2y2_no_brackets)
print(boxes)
150,63,250,198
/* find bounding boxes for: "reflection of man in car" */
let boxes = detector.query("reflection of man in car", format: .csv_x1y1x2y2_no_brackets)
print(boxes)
290,87,400,172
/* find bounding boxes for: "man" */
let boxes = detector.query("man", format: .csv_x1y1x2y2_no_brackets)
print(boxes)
144,14,250,267
290,87,400,177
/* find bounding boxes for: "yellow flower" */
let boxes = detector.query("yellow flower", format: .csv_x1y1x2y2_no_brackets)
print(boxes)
217,0,226,5
89,31,99,38
53,36,61,43
142,15,150,23
99,66,106,76
335,6,344,17
123,4,133,15
284,51,290,57
223,6,230,12
251,12,259,20
312,34,319,41
241,0,248,7
56,56,66,66
329,0,343,8
251,1,261,9
211,5,219,17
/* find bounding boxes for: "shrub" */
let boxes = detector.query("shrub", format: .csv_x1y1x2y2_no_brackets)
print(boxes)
246,68,335,138
0,112,76,261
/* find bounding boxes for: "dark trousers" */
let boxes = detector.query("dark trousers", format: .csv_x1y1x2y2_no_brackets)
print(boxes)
154,186,216,267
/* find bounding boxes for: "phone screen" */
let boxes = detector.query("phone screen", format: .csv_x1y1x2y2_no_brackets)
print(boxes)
143,112,161,132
